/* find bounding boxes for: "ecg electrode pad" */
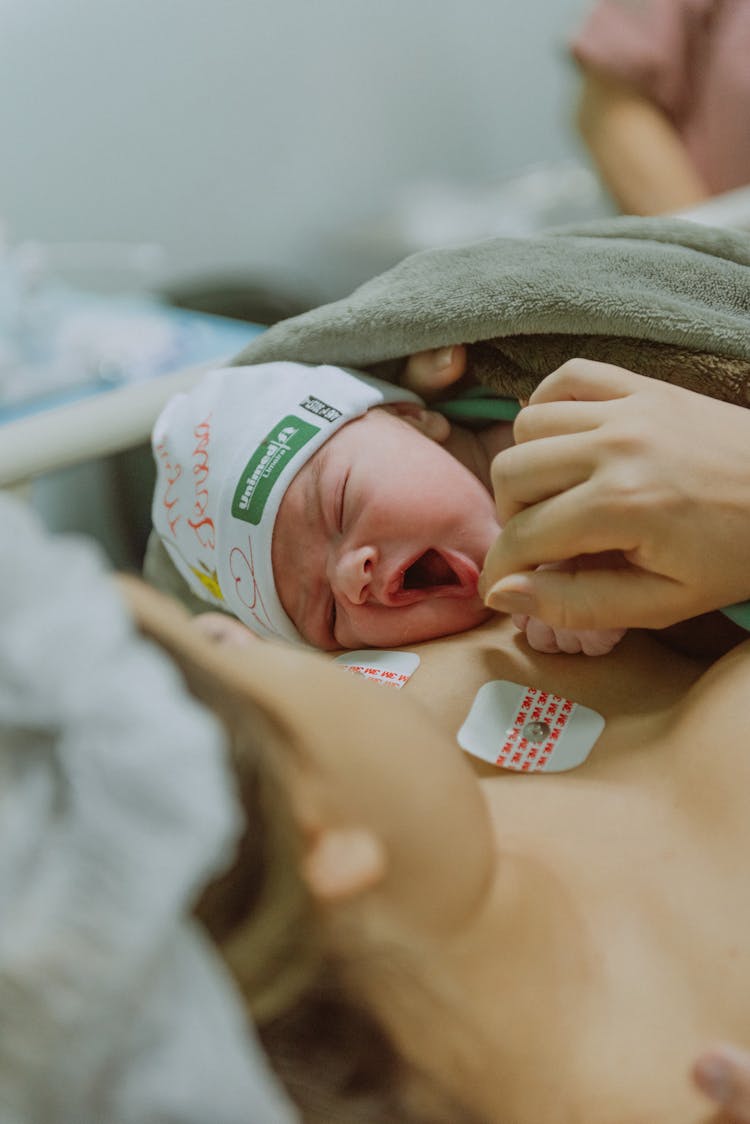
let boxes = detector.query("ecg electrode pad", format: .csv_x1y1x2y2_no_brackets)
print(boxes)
333,650,420,688
457,680,605,773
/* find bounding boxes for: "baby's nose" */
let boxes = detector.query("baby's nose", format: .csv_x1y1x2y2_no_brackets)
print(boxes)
331,545,377,605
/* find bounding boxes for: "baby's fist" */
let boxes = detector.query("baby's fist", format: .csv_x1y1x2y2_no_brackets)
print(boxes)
514,614,626,656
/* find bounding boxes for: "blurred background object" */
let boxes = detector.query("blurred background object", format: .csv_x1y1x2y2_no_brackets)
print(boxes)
0,233,265,567
332,158,613,283
0,0,599,303
570,0,750,217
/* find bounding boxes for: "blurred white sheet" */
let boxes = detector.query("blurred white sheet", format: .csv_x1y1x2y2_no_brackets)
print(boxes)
677,184,750,231
0,495,298,1124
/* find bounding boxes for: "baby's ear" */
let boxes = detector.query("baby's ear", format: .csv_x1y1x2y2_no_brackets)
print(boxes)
383,401,451,444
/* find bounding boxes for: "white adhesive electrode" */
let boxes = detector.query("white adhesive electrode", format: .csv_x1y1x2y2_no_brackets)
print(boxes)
457,680,605,773
333,650,420,688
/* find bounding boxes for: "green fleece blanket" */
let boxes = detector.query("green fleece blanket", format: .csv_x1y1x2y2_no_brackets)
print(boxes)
229,217,750,404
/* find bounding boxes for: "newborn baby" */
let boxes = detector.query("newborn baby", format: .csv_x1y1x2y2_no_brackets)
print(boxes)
151,362,623,654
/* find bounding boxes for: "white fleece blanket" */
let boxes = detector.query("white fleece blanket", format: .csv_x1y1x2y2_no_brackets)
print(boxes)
0,496,297,1124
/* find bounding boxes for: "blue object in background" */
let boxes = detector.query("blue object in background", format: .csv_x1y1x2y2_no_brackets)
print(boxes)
0,289,264,426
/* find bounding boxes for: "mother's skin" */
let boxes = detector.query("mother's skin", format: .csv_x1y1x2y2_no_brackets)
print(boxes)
196,597,747,1122
360,613,748,1123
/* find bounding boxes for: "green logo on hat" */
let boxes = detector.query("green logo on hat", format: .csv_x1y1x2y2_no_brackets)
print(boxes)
231,414,320,525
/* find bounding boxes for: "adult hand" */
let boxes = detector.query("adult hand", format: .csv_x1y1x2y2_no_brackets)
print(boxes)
401,345,467,399
693,1043,750,1122
481,360,750,631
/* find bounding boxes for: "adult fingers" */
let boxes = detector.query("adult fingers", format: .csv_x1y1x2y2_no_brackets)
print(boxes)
693,1044,750,1123
482,482,624,586
491,435,595,524
401,345,467,398
528,359,652,406
512,399,606,445
483,563,687,631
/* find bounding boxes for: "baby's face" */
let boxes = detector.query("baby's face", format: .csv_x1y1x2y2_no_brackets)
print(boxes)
271,406,500,650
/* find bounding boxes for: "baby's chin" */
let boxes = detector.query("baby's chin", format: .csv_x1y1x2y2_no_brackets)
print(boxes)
353,598,493,650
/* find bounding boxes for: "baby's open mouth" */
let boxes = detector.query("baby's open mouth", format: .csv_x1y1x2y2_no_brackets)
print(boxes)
384,549,479,605
403,548,460,590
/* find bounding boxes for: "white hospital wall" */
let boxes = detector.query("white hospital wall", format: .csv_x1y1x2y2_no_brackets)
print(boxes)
0,0,592,301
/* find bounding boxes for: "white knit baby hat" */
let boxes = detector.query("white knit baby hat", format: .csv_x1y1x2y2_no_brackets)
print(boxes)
151,362,422,643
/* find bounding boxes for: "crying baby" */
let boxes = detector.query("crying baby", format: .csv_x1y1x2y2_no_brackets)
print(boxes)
151,361,623,656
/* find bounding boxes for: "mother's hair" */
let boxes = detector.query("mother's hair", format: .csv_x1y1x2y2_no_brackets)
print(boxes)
127,579,482,1124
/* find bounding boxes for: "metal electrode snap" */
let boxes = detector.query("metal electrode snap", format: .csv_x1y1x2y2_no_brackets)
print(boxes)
522,719,551,743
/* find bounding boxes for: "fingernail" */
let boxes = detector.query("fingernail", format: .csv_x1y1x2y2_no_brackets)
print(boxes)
485,577,535,614
694,1056,734,1104
487,592,535,614
434,346,454,369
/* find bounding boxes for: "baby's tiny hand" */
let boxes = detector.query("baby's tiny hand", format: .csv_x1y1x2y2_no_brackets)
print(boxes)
513,614,626,656
401,345,467,399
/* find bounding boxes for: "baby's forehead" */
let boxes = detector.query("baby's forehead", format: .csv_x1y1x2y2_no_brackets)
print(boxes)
298,402,413,500
311,405,387,465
